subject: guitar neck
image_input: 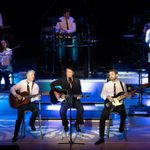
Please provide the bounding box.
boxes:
[117,90,137,101]
[64,94,88,98]
[24,94,39,99]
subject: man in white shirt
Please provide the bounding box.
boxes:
[55,8,78,70]
[10,70,40,143]
[95,69,127,145]
[143,17,150,48]
[55,8,76,36]
[0,40,12,90]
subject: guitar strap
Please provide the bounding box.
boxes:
[119,81,125,92]
[119,81,125,105]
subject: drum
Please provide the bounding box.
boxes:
[55,35,78,62]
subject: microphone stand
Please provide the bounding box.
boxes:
[58,89,84,149]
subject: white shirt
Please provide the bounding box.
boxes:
[0,48,13,72]
[55,16,76,33]
[10,79,40,102]
[145,29,150,47]
[101,80,127,100]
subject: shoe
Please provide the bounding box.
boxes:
[94,138,105,145]
[64,125,68,132]
[75,123,81,132]
[12,136,17,143]
[29,122,36,131]
[119,126,124,133]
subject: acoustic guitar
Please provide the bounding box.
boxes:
[49,90,89,104]
[9,91,49,108]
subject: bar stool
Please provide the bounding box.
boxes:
[20,101,43,139]
[106,111,127,140]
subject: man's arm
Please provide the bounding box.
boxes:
[100,83,113,102]
[145,29,150,44]
[67,18,76,33]
[10,81,22,100]
[31,84,40,102]
[122,82,127,93]
[55,21,61,33]
[50,79,62,91]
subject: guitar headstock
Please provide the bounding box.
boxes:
[141,83,150,88]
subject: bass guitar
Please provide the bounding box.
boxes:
[104,83,150,110]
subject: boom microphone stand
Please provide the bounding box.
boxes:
[58,89,84,149]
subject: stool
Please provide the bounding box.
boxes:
[20,111,28,138]
[106,111,127,140]
[20,101,43,139]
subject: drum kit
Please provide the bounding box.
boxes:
[41,17,98,47]
[41,17,98,75]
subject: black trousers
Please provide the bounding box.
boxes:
[99,104,127,138]
[0,70,10,88]
[13,102,39,138]
[60,99,84,126]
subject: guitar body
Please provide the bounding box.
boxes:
[49,90,68,104]
[49,89,89,104]
[49,90,59,104]
[9,91,31,108]
[104,92,125,110]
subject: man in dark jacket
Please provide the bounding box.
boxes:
[50,66,84,132]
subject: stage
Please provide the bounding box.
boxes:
[1,116,150,150]
[0,73,150,149]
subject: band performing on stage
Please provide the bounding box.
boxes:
[1,3,150,150]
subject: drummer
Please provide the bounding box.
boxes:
[55,8,76,38]
[0,39,13,90]
[55,8,78,71]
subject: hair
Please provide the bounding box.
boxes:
[66,66,75,72]
[26,70,35,76]
[63,8,70,14]
[108,69,118,74]
[0,39,9,51]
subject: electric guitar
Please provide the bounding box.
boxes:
[49,90,89,104]
[104,83,150,110]
[9,91,49,108]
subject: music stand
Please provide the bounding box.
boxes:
[57,88,84,148]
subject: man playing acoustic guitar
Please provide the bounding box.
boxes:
[95,69,127,145]
[10,70,40,143]
[50,66,84,133]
